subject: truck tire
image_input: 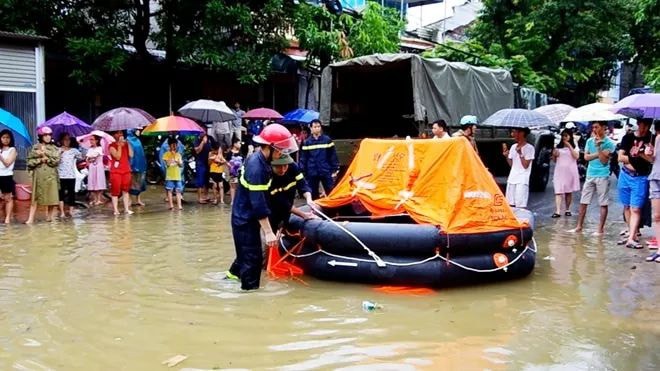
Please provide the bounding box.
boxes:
[530,163,550,192]
[530,147,552,192]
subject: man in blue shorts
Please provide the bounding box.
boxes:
[617,119,653,248]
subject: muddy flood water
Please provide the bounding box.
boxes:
[1,188,659,370]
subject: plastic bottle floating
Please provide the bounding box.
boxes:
[362,300,383,312]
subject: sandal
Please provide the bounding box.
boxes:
[564,211,572,216]
[619,230,629,236]
[645,252,660,262]
[551,213,561,218]
[625,241,644,249]
[617,238,631,245]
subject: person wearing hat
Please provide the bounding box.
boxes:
[502,127,535,208]
[268,153,315,232]
[25,126,61,224]
[453,115,479,153]
[226,123,300,290]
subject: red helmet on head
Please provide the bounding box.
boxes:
[253,123,298,154]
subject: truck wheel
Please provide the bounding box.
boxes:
[530,163,550,192]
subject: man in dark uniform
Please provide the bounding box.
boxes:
[226,124,299,290]
[268,154,315,231]
[299,119,339,199]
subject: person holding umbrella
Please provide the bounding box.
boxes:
[0,129,17,224]
[57,133,82,218]
[127,129,147,206]
[226,123,299,291]
[25,127,61,224]
[108,131,134,215]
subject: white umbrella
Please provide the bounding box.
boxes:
[563,103,626,122]
[178,99,237,123]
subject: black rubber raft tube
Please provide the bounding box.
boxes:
[287,207,534,257]
[279,237,536,287]
[280,206,536,287]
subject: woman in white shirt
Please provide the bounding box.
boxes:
[57,133,82,218]
[0,129,17,223]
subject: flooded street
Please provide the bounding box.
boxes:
[1,187,659,370]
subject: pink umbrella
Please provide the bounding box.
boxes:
[77,130,116,154]
[92,107,156,131]
[243,108,283,120]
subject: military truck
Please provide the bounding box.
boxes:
[319,54,555,191]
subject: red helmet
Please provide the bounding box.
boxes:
[253,123,298,154]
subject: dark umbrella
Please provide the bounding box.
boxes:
[92,107,156,132]
[482,108,554,129]
[37,112,93,139]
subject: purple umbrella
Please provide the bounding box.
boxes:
[92,107,156,132]
[611,93,660,119]
[37,112,93,140]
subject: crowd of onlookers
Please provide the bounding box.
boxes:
[0,102,341,225]
[429,115,660,264]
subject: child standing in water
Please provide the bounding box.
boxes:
[86,135,106,206]
[163,137,183,210]
[208,144,227,205]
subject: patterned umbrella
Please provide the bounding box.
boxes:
[563,103,625,122]
[77,130,116,154]
[481,108,554,129]
[243,107,283,120]
[533,104,575,125]
[0,108,31,147]
[610,93,660,119]
[280,108,319,125]
[37,112,93,140]
[178,99,237,122]
[92,107,156,131]
[141,115,205,136]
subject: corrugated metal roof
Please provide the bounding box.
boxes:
[0,31,48,43]
[414,0,482,41]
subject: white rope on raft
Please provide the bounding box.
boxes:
[310,206,387,267]
[278,235,539,273]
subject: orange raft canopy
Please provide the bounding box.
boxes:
[316,137,527,234]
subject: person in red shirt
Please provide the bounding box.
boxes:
[109,131,134,215]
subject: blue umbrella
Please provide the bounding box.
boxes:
[0,108,32,147]
[280,109,319,125]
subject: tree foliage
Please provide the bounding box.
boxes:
[0,0,406,86]
[293,1,405,72]
[631,0,660,90]
[424,0,648,104]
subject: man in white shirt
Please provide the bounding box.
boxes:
[431,120,450,139]
[502,127,535,208]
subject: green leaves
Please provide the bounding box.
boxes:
[293,1,405,71]
[449,0,646,104]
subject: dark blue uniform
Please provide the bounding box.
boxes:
[299,134,339,199]
[228,151,272,290]
[268,163,312,230]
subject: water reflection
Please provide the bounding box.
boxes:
[0,203,658,370]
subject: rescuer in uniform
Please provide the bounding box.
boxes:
[268,153,316,232]
[226,124,299,290]
[299,119,340,199]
